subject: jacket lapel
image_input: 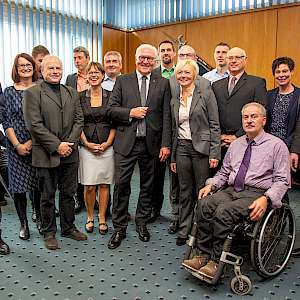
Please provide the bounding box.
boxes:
[41,81,62,108]
[146,73,157,106]
[173,96,180,127]
[189,88,200,117]
[131,72,142,106]
[60,85,70,107]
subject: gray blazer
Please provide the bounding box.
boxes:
[23,81,84,168]
[171,77,221,162]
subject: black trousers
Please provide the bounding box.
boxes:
[37,162,78,236]
[112,138,155,230]
[176,140,209,238]
[195,186,265,260]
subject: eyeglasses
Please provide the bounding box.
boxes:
[178,53,195,59]
[17,63,33,69]
[138,56,155,62]
[227,56,245,61]
[88,71,101,75]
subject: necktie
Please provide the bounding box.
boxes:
[137,76,147,136]
[233,140,254,192]
[228,76,236,95]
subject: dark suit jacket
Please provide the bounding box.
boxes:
[65,73,77,89]
[266,86,300,149]
[79,89,112,144]
[152,66,162,77]
[170,79,221,162]
[212,72,267,136]
[23,81,84,168]
[107,71,172,157]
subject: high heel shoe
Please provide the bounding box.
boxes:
[99,223,108,235]
[85,220,94,233]
[19,223,30,240]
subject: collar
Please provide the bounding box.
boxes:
[214,68,229,76]
[136,70,151,81]
[229,71,244,82]
[77,70,88,78]
[161,65,175,73]
[103,73,119,82]
[179,86,195,99]
[244,129,265,145]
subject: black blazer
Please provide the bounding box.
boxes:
[65,73,77,89]
[23,81,84,168]
[266,86,300,148]
[107,71,172,157]
[212,72,267,136]
[79,89,112,144]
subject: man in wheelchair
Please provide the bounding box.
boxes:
[183,102,291,278]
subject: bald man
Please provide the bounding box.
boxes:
[212,47,267,152]
[24,55,87,250]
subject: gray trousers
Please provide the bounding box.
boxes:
[176,140,209,239]
[195,186,265,260]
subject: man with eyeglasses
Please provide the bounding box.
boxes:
[107,44,172,249]
[183,102,290,278]
[203,42,230,84]
[212,47,267,157]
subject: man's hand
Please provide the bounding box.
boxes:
[159,147,170,162]
[209,159,218,169]
[249,195,268,221]
[290,152,299,172]
[170,162,176,173]
[221,134,237,147]
[198,184,213,199]
[57,142,74,157]
[129,107,148,119]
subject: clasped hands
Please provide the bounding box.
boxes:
[85,141,110,154]
[198,184,268,221]
[16,140,32,156]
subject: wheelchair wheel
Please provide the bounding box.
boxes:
[250,203,295,278]
[230,275,252,295]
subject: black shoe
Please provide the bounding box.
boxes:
[61,228,87,241]
[36,218,42,235]
[168,220,179,234]
[31,208,37,223]
[0,198,7,207]
[176,237,187,246]
[136,224,150,242]
[55,207,60,217]
[148,210,160,223]
[19,223,30,240]
[108,230,126,249]
[292,247,300,257]
[74,194,82,214]
[0,237,10,255]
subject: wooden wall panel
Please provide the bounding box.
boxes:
[102,26,127,71]
[276,6,300,87]
[186,10,277,89]
[127,23,186,73]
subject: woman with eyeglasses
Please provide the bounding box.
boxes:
[78,62,115,235]
[2,53,40,240]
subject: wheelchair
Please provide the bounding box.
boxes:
[182,198,296,295]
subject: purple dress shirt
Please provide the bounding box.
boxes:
[207,130,291,208]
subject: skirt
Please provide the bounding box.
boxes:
[78,145,114,185]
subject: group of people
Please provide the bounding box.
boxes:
[0,41,299,279]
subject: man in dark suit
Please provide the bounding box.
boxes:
[149,40,176,223]
[65,46,90,214]
[212,47,267,152]
[23,55,87,250]
[107,44,172,249]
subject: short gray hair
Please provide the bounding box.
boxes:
[135,44,157,59]
[241,102,266,116]
[104,51,122,63]
[175,59,199,81]
[41,55,63,71]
